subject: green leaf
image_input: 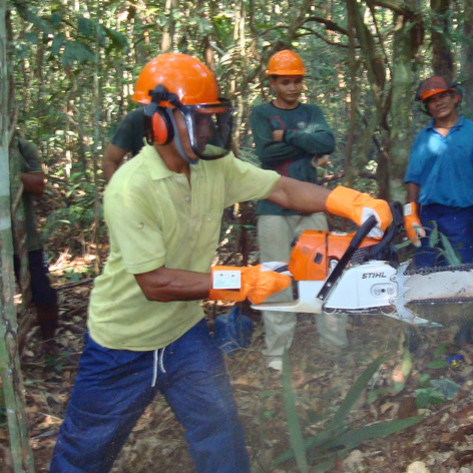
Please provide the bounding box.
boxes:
[281,351,308,473]
[430,378,462,400]
[103,27,129,51]
[427,359,448,369]
[428,222,439,248]
[331,356,384,427]
[439,233,461,265]
[51,34,66,56]
[324,415,423,450]
[417,373,431,388]
[62,41,95,66]
[24,32,38,45]
[78,16,95,38]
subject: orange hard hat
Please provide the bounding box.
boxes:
[266,50,306,76]
[416,76,456,102]
[132,53,220,106]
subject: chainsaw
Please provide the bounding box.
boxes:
[253,202,473,327]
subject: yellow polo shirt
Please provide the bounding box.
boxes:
[88,145,280,350]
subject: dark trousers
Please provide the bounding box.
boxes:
[415,204,473,268]
[49,319,249,473]
[14,249,58,339]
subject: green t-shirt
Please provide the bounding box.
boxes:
[250,101,335,216]
[88,145,280,351]
[11,138,43,253]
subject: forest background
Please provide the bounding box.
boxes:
[2,0,473,472]
[6,0,473,263]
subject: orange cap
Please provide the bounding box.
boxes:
[132,53,220,106]
[417,76,456,102]
[266,50,306,76]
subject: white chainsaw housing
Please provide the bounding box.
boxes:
[324,261,397,310]
[252,260,442,326]
[253,260,397,313]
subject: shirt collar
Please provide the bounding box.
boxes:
[141,144,201,181]
[427,115,464,131]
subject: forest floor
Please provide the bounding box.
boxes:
[3,254,473,473]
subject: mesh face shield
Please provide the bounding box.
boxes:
[175,100,233,160]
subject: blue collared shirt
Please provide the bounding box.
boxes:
[404,116,473,207]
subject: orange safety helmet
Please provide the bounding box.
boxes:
[132,53,221,106]
[415,76,457,102]
[132,53,233,161]
[266,50,306,76]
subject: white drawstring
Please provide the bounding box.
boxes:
[151,347,167,387]
[159,347,167,374]
[151,349,158,387]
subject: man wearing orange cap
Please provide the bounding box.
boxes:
[404,76,473,266]
[404,76,473,345]
[250,50,348,371]
[49,53,391,473]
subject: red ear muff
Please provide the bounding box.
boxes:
[151,109,174,145]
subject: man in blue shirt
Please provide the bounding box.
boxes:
[404,75,473,345]
[404,76,473,266]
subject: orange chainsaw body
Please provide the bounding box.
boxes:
[289,230,379,281]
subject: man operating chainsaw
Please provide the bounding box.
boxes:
[50,52,392,473]
[404,75,473,346]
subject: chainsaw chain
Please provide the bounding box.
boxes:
[404,262,473,276]
[404,263,473,306]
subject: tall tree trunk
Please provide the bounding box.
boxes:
[161,0,178,53]
[346,0,388,197]
[0,1,35,471]
[390,12,423,201]
[431,0,454,79]
[344,3,358,188]
[462,0,473,118]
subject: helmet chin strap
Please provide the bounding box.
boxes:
[166,109,199,165]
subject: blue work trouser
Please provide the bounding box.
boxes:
[415,204,473,268]
[49,319,249,473]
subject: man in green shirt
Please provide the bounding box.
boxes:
[250,50,348,371]
[50,53,391,473]
[11,136,58,350]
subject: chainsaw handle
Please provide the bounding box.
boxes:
[316,215,377,301]
[365,201,403,260]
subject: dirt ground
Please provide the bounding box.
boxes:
[2,276,473,473]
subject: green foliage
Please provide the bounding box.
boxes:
[272,354,423,472]
[42,170,103,253]
[415,374,462,409]
[428,222,462,265]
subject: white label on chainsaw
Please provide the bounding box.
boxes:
[213,270,241,289]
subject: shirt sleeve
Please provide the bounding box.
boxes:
[104,186,166,274]
[283,106,335,155]
[220,154,281,207]
[250,107,309,164]
[111,110,145,153]
[18,139,42,173]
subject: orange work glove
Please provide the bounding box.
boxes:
[403,202,426,248]
[325,186,392,239]
[209,264,291,305]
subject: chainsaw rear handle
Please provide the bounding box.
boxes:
[316,201,402,302]
[316,214,377,301]
[365,201,403,260]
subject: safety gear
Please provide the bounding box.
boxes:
[416,76,457,102]
[132,53,233,162]
[325,186,392,239]
[209,264,291,305]
[403,202,425,248]
[266,50,306,76]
